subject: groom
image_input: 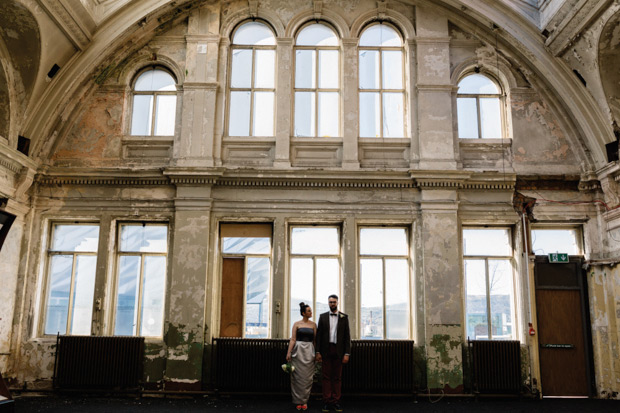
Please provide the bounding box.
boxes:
[316,294,351,413]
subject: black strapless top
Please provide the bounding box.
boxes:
[296,327,314,342]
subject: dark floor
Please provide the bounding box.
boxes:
[8,394,620,413]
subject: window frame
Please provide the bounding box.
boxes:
[41,221,100,337]
[226,20,277,137]
[288,224,342,333]
[112,222,169,338]
[462,227,516,341]
[220,224,273,338]
[129,66,178,137]
[530,226,583,256]
[358,23,407,138]
[456,72,506,140]
[358,226,412,340]
[293,22,342,138]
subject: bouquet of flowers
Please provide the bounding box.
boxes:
[281,362,295,374]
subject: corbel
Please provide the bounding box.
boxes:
[377,1,387,19]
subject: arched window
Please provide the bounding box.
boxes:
[228,21,276,137]
[294,23,340,137]
[456,74,503,139]
[130,68,177,136]
[358,24,405,138]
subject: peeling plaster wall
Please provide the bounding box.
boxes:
[0,218,23,374]
[587,266,620,399]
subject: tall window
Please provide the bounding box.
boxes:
[463,228,515,340]
[289,227,340,331]
[294,23,340,137]
[130,68,177,136]
[228,21,276,137]
[43,223,99,335]
[360,227,410,339]
[114,223,168,337]
[220,224,272,338]
[457,74,503,139]
[359,24,405,138]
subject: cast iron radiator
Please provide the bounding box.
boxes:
[54,335,144,389]
[343,340,416,394]
[468,340,521,394]
[213,338,291,392]
[213,338,415,394]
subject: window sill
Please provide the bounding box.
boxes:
[359,137,410,145]
[123,135,174,145]
[459,138,511,146]
[224,136,276,143]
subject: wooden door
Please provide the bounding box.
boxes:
[534,258,591,396]
[220,258,244,337]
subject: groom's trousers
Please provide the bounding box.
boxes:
[322,343,343,404]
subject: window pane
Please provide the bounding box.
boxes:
[295,50,316,89]
[290,258,313,330]
[253,92,274,136]
[131,95,153,135]
[229,91,251,136]
[297,24,338,46]
[360,25,401,47]
[382,51,403,89]
[154,95,176,136]
[457,98,478,139]
[383,92,404,137]
[291,227,339,254]
[135,70,175,92]
[359,50,380,90]
[385,259,408,339]
[51,225,100,252]
[488,260,514,340]
[44,255,72,335]
[255,50,275,89]
[140,256,166,337]
[360,258,383,339]
[480,97,501,139]
[318,92,339,137]
[294,92,316,137]
[360,228,408,256]
[115,255,140,336]
[246,257,270,338]
[223,237,271,254]
[70,255,97,335]
[465,259,488,340]
[120,225,168,253]
[316,258,339,316]
[319,50,338,89]
[230,49,252,88]
[531,229,579,255]
[458,74,499,94]
[359,92,380,137]
[463,229,511,256]
[233,22,276,46]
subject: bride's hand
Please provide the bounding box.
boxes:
[286,353,292,362]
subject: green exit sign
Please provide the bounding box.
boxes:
[548,253,569,263]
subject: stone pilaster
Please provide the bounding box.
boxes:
[342,38,360,169]
[415,6,457,170]
[420,189,463,391]
[274,38,293,168]
[164,184,212,390]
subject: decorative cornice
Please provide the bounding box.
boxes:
[215,178,414,189]
[38,176,169,186]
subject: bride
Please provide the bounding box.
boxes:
[286,302,317,411]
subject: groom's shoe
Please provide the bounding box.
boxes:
[321,404,331,412]
[334,403,343,412]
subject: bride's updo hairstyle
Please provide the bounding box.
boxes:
[299,302,310,316]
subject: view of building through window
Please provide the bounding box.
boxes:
[463,228,515,340]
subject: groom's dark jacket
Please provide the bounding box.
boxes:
[316,311,351,359]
